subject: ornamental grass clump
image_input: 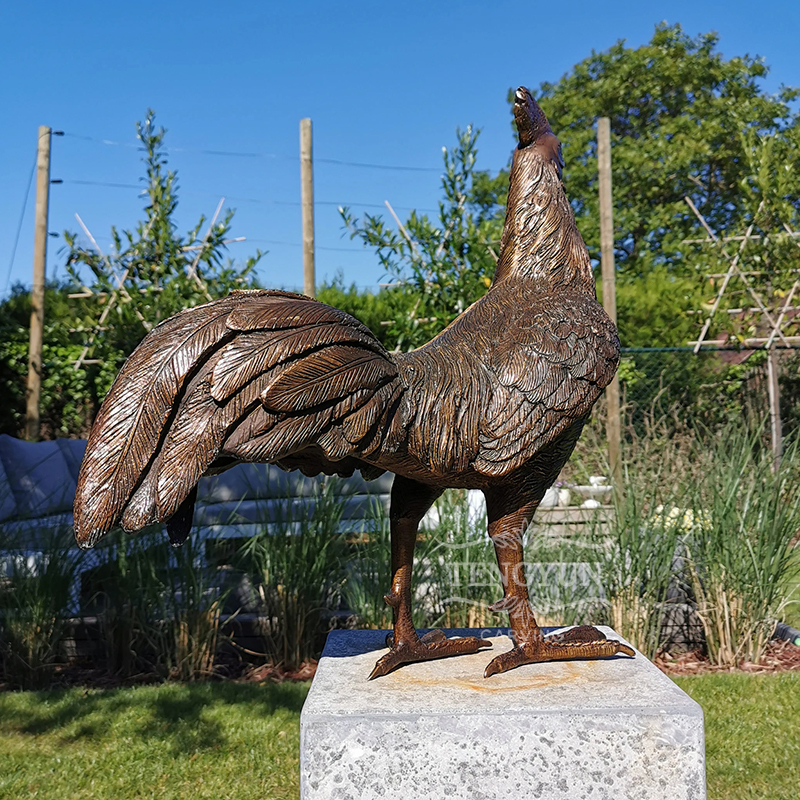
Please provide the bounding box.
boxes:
[523,533,604,630]
[86,532,157,678]
[239,479,346,671]
[421,490,496,630]
[685,430,800,667]
[343,490,496,631]
[594,491,682,659]
[588,439,688,659]
[341,499,394,630]
[342,491,497,633]
[83,529,229,681]
[0,528,83,689]
[157,535,230,682]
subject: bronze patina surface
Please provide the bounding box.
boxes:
[74,88,634,678]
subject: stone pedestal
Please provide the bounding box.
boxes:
[301,628,705,800]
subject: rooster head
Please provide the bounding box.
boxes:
[513,86,563,177]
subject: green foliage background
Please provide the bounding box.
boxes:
[2,24,799,438]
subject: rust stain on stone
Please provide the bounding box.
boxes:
[388,660,585,693]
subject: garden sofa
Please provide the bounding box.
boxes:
[0,434,392,614]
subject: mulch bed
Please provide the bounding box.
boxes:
[5,642,800,691]
[0,654,319,692]
[655,639,800,676]
[238,660,317,683]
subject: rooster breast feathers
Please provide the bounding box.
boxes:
[474,290,619,476]
[398,286,619,479]
[73,290,402,548]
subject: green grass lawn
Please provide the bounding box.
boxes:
[675,673,800,800]
[0,682,309,800]
[0,674,797,800]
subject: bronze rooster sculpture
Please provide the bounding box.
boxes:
[74,87,634,678]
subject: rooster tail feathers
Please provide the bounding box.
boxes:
[74,291,400,549]
[73,292,254,548]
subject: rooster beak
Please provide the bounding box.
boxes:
[513,86,551,149]
[515,87,531,104]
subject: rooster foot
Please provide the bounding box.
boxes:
[484,625,635,678]
[369,629,492,680]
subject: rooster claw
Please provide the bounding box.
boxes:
[369,630,492,680]
[484,626,635,678]
[384,628,447,649]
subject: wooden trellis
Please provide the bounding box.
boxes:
[684,197,800,468]
[70,200,236,370]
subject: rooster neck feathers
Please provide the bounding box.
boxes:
[492,89,595,294]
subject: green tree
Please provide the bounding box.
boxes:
[532,22,799,277]
[0,282,96,438]
[616,268,699,347]
[65,110,262,370]
[532,24,800,346]
[64,110,262,372]
[341,127,500,350]
[0,111,262,439]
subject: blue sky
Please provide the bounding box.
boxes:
[2,1,799,298]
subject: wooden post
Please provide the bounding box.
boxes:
[25,126,52,441]
[767,347,782,471]
[300,118,315,298]
[597,117,622,489]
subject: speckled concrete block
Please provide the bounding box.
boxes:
[300,628,705,800]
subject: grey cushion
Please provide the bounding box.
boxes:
[0,513,75,544]
[195,498,309,526]
[198,463,319,503]
[57,439,87,482]
[0,434,393,531]
[0,454,18,522]
[198,463,393,504]
[339,471,394,496]
[194,493,388,527]
[0,435,77,518]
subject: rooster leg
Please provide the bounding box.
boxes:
[369,476,492,679]
[483,490,634,678]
